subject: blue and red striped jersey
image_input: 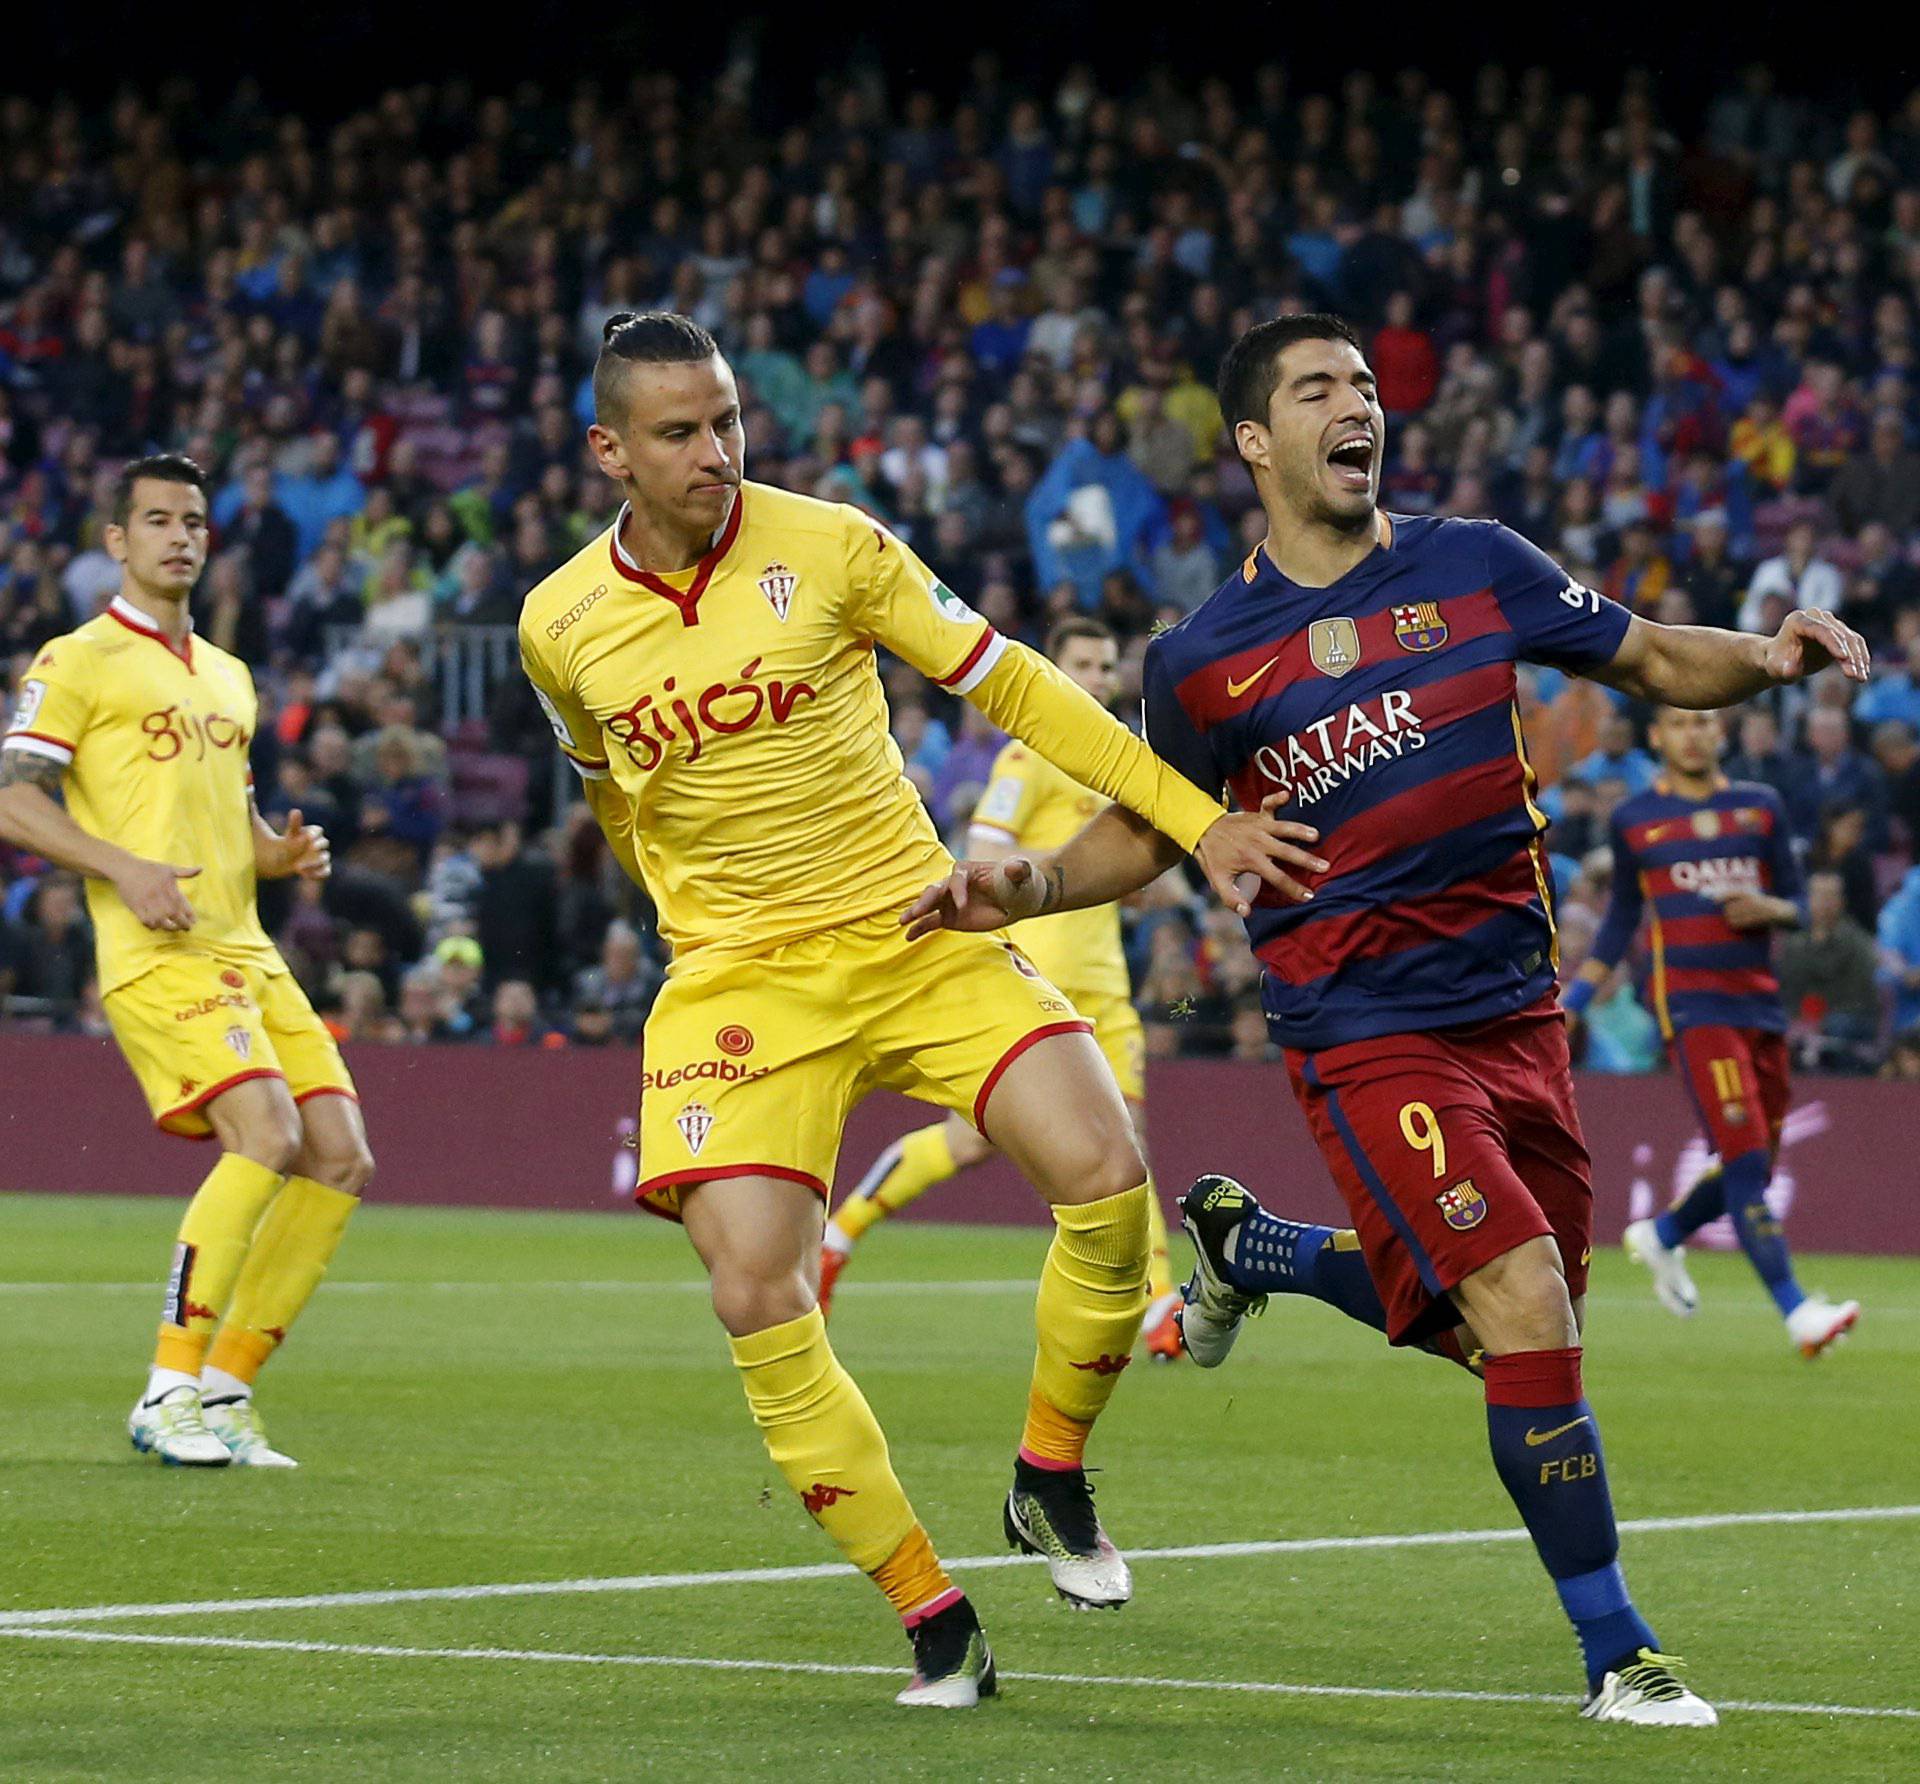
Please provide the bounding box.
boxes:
[1142,515,1632,1051]
[1590,779,1802,1037]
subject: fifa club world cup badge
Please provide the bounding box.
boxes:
[1392,602,1449,652]
[1434,1179,1487,1231]
[1308,617,1361,677]
[1692,810,1722,839]
[676,1101,715,1155]
[757,562,798,622]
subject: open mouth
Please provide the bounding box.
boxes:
[1326,434,1375,490]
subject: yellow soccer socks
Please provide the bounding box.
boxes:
[731,1308,956,1621]
[205,1177,360,1389]
[830,1123,961,1245]
[1021,1180,1151,1469]
[1144,1175,1175,1303]
[152,1153,286,1376]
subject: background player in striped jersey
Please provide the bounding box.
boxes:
[519,313,1311,1706]
[821,617,1185,1360]
[904,313,1869,1727]
[1567,705,1861,1354]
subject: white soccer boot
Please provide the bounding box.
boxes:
[1623,1218,1699,1318]
[1786,1295,1860,1359]
[1582,1649,1718,1726]
[128,1384,232,1467]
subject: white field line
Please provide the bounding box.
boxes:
[3,1627,1912,1722]
[3,1504,1915,1632]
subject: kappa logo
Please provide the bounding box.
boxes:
[223,1025,253,1061]
[1069,1352,1133,1377]
[801,1482,857,1515]
[1434,1179,1487,1231]
[757,562,798,622]
[1308,617,1361,677]
[545,584,608,639]
[1391,601,1448,652]
[676,1101,715,1155]
[178,1076,198,1098]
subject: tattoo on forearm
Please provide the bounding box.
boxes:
[1041,864,1065,913]
[0,750,65,796]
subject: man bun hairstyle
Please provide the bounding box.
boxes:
[1217,312,1365,435]
[593,310,721,425]
[112,451,209,526]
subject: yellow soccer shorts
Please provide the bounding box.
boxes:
[1070,987,1147,1106]
[104,952,358,1138]
[635,912,1093,1219]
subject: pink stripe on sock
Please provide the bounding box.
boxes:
[901,1585,963,1628]
[1016,1444,1081,1473]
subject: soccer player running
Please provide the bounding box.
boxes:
[0,455,372,1468]
[518,314,1305,1707]
[903,314,1870,1726]
[821,617,1186,1361]
[1567,705,1861,1354]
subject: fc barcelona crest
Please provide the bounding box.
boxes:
[757,562,798,622]
[1392,602,1448,652]
[1434,1179,1487,1231]
[1308,617,1361,677]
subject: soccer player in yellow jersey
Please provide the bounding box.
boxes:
[821,617,1186,1361]
[519,313,1317,1706]
[0,455,372,1469]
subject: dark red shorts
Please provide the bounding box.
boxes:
[1671,1025,1790,1163]
[1284,997,1592,1346]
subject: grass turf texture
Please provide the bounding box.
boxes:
[1,1192,1914,1782]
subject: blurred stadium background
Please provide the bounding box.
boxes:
[2,7,1920,1094]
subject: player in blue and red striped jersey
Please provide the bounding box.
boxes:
[902,313,1871,1727]
[1567,704,1861,1356]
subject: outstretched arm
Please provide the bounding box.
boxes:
[961,642,1324,914]
[904,794,1318,939]
[1564,833,1643,1020]
[1592,607,1869,707]
[0,750,200,930]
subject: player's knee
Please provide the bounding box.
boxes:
[233,1109,302,1177]
[1053,1124,1148,1207]
[314,1139,375,1198]
[710,1266,813,1338]
[1490,1256,1576,1352]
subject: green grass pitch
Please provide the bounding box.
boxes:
[1,1192,1914,1781]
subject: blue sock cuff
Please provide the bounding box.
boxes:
[1651,1212,1683,1249]
[1554,1560,1630,1621]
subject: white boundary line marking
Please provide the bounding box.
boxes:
[0,1279,1041,1296]
[4,1504,1914,1630]
[3,1627,1912,1722]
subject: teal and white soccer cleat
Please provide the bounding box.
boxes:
[128,1384,232,1467]
[895,1596,997,1708]
[202,1397,298,1467]
[1581,1649,1718,1726]
[1623,1219,1699,1318]
[1004,1458,1132,1609]
[1178,1174,1268,1367]
[1786,1294,1861,1359]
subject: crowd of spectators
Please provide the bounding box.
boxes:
[4,54,1920,1073]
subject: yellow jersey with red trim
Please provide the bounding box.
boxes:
[518,481,1225,972]
[1,596,279,994]
[972,741,1130,1002]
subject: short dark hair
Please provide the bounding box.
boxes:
[113,453,208,526]
[592,310,720,425]
[1045,615,1117,661]
[1217,313,1366,435]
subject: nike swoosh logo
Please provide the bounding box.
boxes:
[1524,1415,1593,1447]
[1226,656,1281,699]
